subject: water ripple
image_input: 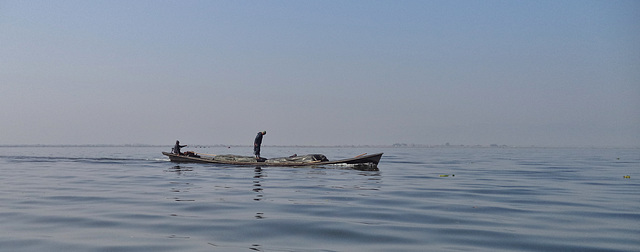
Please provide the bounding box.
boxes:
[0,146,638,251]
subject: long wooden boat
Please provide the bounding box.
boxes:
[162,152,383,170]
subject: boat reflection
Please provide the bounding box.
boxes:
[166,165,193,175]
[166,166,195,202]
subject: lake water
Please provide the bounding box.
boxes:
[0,146,638,251]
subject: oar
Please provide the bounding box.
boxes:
[353,153,367,158]
[196,152,217,157]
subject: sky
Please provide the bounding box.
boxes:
[1,0,639,147]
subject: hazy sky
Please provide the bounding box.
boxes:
[1,0,639,147]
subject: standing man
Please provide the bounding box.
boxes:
[254,131,266,159]
[173,140,187,155]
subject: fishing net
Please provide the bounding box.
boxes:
[265,154,329,163]
[211,154,328,163]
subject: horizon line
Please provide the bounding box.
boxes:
[0,144,637,149]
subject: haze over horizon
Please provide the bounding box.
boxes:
[2,1,639,147]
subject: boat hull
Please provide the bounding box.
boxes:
[162,152,382,170]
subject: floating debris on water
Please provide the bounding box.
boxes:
[623,175,630,179]
[439,174,455,177]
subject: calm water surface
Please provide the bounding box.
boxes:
[0,146,638,251]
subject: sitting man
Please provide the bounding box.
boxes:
[173,140,187,155]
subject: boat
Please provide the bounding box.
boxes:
[162,151,383,170]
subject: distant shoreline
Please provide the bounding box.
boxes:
[0,144,637,149]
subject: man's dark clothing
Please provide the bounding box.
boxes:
[254,132,264,156]
[173,142,186,155]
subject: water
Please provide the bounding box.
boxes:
[0,146,638,252]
